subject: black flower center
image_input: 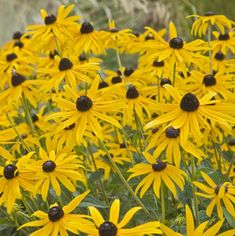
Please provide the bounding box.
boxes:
[160,78,172,86]
[14,41,24,48]
[119,143,127,148]
[124,67,134,77]
[228,139,235,146]
[179,71,191,78]
[80,22,94,34]
[204,11,215,16]
[218,33,230,41]
[49,50,59,59]
[4,164,18,179]
[152,127,159,134]
[153,60,165,67]
[11,73,25,87]
[111,76,122,84]
[13,31,22,39]
[99,221,118,236]
[59,58,73,71]
[180,93,199,112]
[169,37,184,49]
[48,206,64,222]
[110,28,119,33]
[6,53,17,62]
[152,161,167,172]
[76,96,93,112]
[214,184,228,195]
[214,52,224,61]
[64,123,76,130]
[79,53,87,61]
[126,86,139,99]
[21,133,28,139]
[99,81,109,89]
[31,114,39,123]
[166,127,180,138]
[44,14,57,25]
[42,160,56,172]
[203,74,216,87]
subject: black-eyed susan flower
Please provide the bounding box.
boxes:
[81,199,162,235]
[18,190,93,236]
[146,126,205,167]
[0,152,34,213]
[143,21,208,77]
[160,204,227,236]
[25,148,85,200]
[187,11,234,36]
[194,171,235,219]
[25,4,80,51]
[144,84,235,145]
[47,76,124,145]
[128,152,186,198]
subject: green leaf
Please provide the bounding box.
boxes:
[223,207,235,228]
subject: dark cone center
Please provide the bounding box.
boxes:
[49,50,59,59]
[152,161,167,172]
[6,53,17,62]
[99,81,109,89]
[166,127,180,138]
[214,52,224,61]
[4,164,18,179]
[180,93,199,112]
[99,221,118,236]
[111,76,122,84]
[64,123,76,130]
[228,139,235,146]
[76,96,93,112]
[215,184,228,195]
[126,86,139,99]
[124,67,134,77]
[13,31,22,39]
[160,78,172,86]
[203,74,216,87]
[59,58,73,71]
[44,14,57,25]
[169,37,184,49]
[11,73,25,87]
[42,160,56,172]
[218,33,230,41]
[80,22,94,34]
[79,53,87,61]
[48,206,64,222]
[14,41,24,49]
[153,60,165,67]
[31,114,39,123]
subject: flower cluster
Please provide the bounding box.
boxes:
[0,4,234,236]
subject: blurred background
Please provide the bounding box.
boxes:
[0,0,235,45]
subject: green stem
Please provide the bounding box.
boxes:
[115,48,123,73]
[212,139,221,173]
[161,183,166,224]
[99,140,154,219]
[6,112,31,153]
[172,63,176,86]
[191,157,199,226]
[157,76,161,103]
[208,23,212,74]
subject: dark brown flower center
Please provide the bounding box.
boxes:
[44,14,57,25]
[110,28,119,33]
[99,81,109,89]
[13,31,22,39]
[31,114,39,123]
[180,93,199,112]
[11,73,25,87]
[166,127,180,138]
[80,22,94,34]
[42,160,56,172]
[214,52,224,61]
[59,58,73,71]
[64,123,76,130]
[79,53,87,61]
[48,206,64,222]
[6,53,17,62]
[179,71,191,78]
[76,96,93,111]
[228,139,235,146]
[111,76,122,84]
[124,67,134,77]
[49,50,59,59]
[153,60,164,67]
[218,33,229,40]
[14,41,24,48]
[99,221,118,236]
[169,37,183,49]
[126,86,139,99]
[203,74,216,87]
[152,161,167,172]
[4,164,18,179]
[160,78,172,86]
[214,184,228,195]
[152,127,159,134]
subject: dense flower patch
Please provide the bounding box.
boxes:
[0,4,234,236]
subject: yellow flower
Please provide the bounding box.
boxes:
[82,199,162,235]
[47,76,124,145]
[187,11,234,36]
[144,84,235,145]
[25,148,84,200]
[160,205,226,236]
[194,171,235,219]
[0,152,34,213]
[128,152,186,198]
[18,190,93,236]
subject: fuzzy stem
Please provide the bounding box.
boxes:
[160,183,166,224]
